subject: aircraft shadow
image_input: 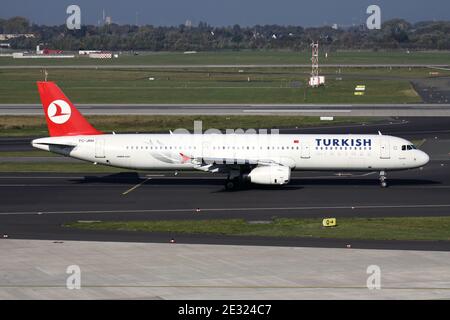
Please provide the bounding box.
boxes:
[290,178,440,187]
[69,172,441,190]
[71,172,147,185]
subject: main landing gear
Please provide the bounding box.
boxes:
[379,170,388,188]
[225,176,244,190]
[225,178,237,190]
[224,170,248,190]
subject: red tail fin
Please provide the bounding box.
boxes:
[37,81,102,137]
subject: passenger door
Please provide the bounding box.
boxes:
[301,141,311,159]
[379,137,390,159]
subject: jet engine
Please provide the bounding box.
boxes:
[248,165,291,185]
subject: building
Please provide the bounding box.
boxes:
[0,34,35,41]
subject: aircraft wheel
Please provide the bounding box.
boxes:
[379,171,387,188]
[225,180,235,190]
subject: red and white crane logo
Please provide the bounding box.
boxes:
[47,100,71,124]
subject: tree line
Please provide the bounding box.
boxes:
[1,16,450,51]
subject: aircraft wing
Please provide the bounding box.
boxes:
[179,153,280,172]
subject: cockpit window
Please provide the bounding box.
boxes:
[402,145,417,151]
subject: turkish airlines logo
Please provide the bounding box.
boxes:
[47,100,71,124]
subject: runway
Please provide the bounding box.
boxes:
[2,116,450,151]
[1,103,450,116]
[0,117,449,250]
[0,159,449,250]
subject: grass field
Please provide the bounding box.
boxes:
[0,115,378,136]
[65,217,450,241]
[0,67,423,104]
[1,50,450,66]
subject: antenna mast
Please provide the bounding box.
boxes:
[308,41,325,87]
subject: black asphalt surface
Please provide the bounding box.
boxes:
[0,137,34,151]
[413,77,450,104]
[1,116,450,151]
[0,117,449,251]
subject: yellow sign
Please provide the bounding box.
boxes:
[322,218,337,227]
[355,85,366,96]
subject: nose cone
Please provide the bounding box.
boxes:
[418,151,430,166]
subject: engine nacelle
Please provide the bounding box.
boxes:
[248,165,291,185]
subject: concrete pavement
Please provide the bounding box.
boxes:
[0,239,449,299]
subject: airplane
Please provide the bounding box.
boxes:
[32,81,430,190]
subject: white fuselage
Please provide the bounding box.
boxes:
[32,133,430,172]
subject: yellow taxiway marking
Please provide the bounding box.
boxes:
[122,177,152,195]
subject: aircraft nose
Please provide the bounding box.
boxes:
[418,151,430,166]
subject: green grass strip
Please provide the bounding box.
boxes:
[66,217,450,241]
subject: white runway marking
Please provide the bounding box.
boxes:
[122,177,152,195]
[243,109,352,113]
[1,203,450,216]
[1,184,449,190]
[0,176,85,179]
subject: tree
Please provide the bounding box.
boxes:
[3,16,30,33]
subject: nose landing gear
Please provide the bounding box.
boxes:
[379,170,388,188]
